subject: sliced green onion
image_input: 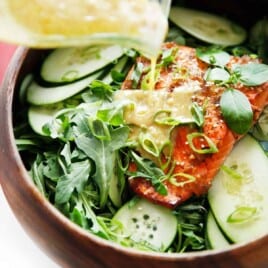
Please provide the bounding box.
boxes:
[191,102,204,127]
[159,141,173,171]
[117,150,130,172]
[220,164,243,180]
[154,110,181,126]
[139,133,160,157]
[169,172,196,187]
[227,206,258,224]
[187,132,218,154]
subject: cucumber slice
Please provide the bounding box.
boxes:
[27,70,102,105]
[206,211,230,250]
[28,105,59,135]
[208,135,268,243]
[40,45,124,83]
[113,197,177,251]
[169,7,246,46]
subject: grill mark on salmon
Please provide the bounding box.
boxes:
[122,43,268,209]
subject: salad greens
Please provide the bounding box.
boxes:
[14,7,268,253]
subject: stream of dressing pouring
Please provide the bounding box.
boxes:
[0,0,171,58]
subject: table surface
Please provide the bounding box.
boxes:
[0,43,59,268]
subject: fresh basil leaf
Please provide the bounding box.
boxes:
[204,67,230,83]
[55,159,91,204]
[234,63,268,86]
[220,88,253,134]
[196,47,230,67]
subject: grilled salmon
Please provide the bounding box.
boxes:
[122,43,268,209]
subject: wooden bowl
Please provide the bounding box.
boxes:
[1,2,268,267]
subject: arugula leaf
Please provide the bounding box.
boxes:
[42,152,63,182]
[234,63,268,86]
[29,154,47,197]
[80,193,110,239]
[196,47,230,67]
[55,159,91,204]
[220,88,253,134]
[72,109,95,136]
[70,193,110,239]
[60,142,72,166]
[128,151,168,195]
[70,206,90,230]
[173,198,207,252]
[75,126,129,208]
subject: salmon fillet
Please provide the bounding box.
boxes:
[122,43,268,209]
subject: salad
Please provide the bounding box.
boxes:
[14,6,268,253]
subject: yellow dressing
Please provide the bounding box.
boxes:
[114,82,201,148]
[148,57,157,90]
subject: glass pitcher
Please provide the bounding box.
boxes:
[0,0,171,57]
